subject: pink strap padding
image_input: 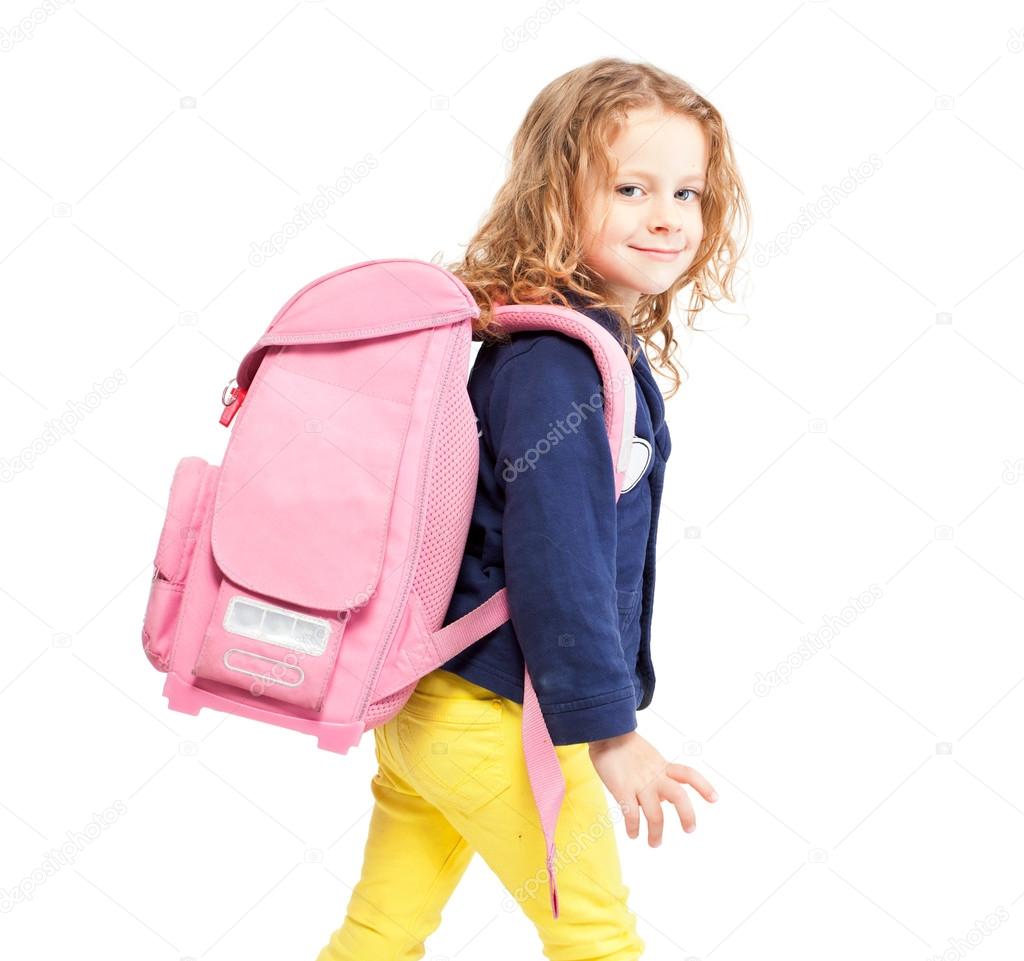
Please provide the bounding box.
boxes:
[489,305,635,496]
[431,587,565,917]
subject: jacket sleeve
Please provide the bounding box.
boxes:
[486,334,638,746]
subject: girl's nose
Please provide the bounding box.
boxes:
[648,195,683,233]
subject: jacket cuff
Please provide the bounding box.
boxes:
[542,688,638,746]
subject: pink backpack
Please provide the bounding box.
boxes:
[140,258,636,918]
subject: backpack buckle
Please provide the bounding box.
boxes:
[219,378,247,427]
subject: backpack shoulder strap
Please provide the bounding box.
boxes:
[427,301,641,921]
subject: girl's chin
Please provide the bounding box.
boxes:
[619,272,683,297]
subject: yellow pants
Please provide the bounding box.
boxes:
[315,668,645,960]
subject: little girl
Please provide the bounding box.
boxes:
[316,57,750,961]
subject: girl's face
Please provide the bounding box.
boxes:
[581,105,708,318]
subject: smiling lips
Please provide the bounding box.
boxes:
[629,245,683,260]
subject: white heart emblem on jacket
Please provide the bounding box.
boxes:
[621,436,653,493]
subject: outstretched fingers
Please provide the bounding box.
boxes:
[604,755,719,847]
[665,762,718,804]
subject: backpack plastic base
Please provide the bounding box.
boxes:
[162,673,366,754]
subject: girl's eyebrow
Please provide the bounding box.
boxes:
[619,168,705,184]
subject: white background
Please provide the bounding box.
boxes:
[1,1,1022,959]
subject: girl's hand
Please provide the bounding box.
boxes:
[587,731,718,847]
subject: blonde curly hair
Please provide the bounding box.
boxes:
[442,57,751,399]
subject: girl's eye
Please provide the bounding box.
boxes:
[616,185,702,201]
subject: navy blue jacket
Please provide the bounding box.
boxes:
[440,290,672,745]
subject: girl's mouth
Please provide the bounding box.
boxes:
[629,245,683,261]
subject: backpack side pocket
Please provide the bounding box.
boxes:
[141,457,215,671]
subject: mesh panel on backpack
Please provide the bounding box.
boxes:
[410,330,478,630]
[364,681,417,727]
